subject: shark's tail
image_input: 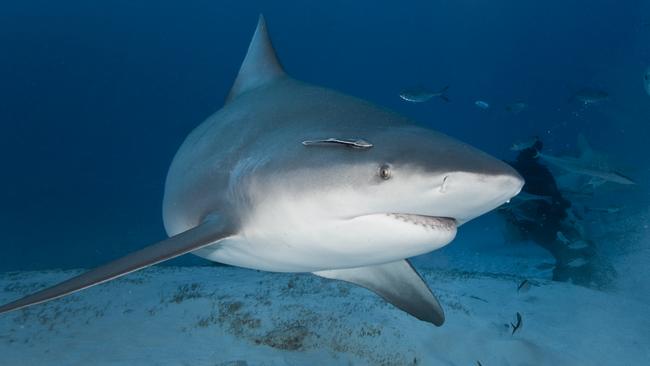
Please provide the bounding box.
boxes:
[437,85,450,102]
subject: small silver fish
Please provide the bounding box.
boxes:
[399,85,450,103]
[475,100,490,109]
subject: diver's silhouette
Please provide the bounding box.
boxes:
[501,139,614,288]
[509,140,571,236]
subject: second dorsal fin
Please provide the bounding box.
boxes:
[226,15,286,103]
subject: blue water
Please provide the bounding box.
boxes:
[1,1,650,364]
[2,1,647,271]
[1,0,648,272]
[0,3,646,271]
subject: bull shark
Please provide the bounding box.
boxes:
[536,134,635,186]
[0,16,523,326]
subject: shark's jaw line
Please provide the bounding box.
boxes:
[193,210,460,274]
[361,213,457,232]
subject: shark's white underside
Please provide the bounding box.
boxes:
[193,172,521,272]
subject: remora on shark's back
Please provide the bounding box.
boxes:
[0,16,523,326]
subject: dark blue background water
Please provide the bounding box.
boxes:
[1,1,648,270]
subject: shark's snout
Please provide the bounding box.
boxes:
[480,159,525,197]
[431,161,523,225]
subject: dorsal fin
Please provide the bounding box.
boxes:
[226,15,286,103]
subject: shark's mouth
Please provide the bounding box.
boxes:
[385,213,457,231]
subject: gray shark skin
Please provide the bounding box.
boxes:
[0,16,523,326]
[538,152,635,185]
[536,134,635,186]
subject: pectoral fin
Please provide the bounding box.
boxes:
[0,217,234,315]
[313,259,445,326]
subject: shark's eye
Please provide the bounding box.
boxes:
[379,164,392,180]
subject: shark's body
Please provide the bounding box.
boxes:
[536,134,635,186]
[538,152,634,185]
[0,16,523,326]
[168,77,460,273]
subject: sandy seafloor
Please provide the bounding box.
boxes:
[1,239,649,366]
[1,201,649,366]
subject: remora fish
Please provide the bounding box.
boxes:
[399,85,450,103]
[0,16,523,326]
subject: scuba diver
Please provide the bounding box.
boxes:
[507,138,570,232]
[500,138,614,288]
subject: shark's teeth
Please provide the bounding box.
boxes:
[386,214,456,231]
